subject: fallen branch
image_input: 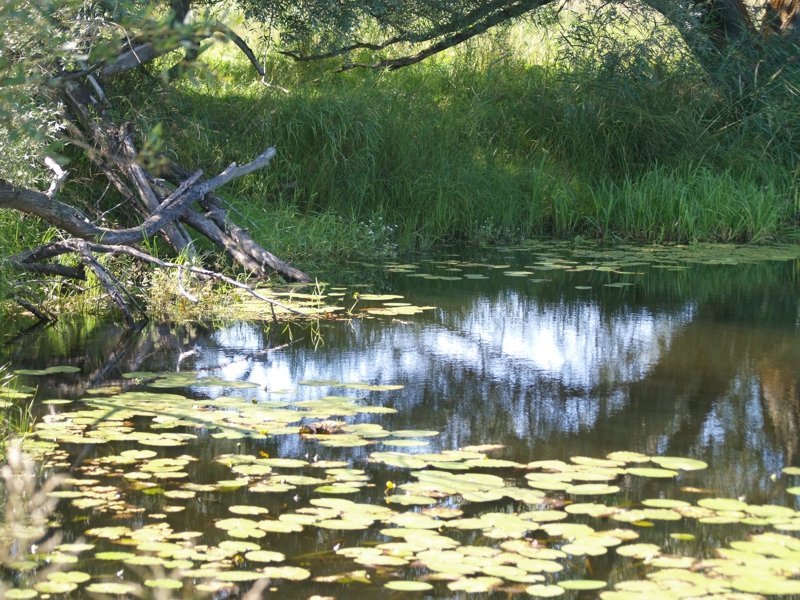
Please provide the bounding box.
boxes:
[11,239,308,318]
[0,148,276,247]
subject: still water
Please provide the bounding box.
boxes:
[2,242,800,598]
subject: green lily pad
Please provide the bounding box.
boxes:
[245,550,286,563]
[47,571,91,584]
[651,456,708,471]
[566,483,620,495]
[5,590,38,599]
[626,467,678,478]
[525,583,565,596]
[558,580,607,590]
[616,543,662,558]
[85,582,139,594]
[447,576,503,592]
[16,365,80,376]
[260,566,312,580]
[145,579,183,589]
[384,580,433,591]
[697,497,749,511]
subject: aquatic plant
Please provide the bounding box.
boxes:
[0,364,35,450]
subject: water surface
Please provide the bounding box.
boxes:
[3,242,800,597]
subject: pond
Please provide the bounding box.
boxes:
[2,241,800,598]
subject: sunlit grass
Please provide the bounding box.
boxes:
[65,11,800,267]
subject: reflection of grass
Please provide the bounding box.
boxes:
[0,363,35,451]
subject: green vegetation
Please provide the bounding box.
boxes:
[2,0,800,319]
[0,364,35,450]
[109,27,800,268]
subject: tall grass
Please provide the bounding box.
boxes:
[93,22,800,265]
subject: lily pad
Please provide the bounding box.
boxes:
[384,580,434,591]
[651,456,708,471]
[16,365,80,375]
[558,580,607,591]
[525,583,565,597]
[626,467,679,479]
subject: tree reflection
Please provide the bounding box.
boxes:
[2,255,798,504]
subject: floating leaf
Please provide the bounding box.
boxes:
[260,566,311,580]
[651,456,708,471]
[566,483,620,495]
[697,497,749,511]
[384,580,433,591]
[525,584,565,597]
[447,576,503,592]
[558,580,607,591]
[245,550,285,563]
[47,571,91,584]
[85,582,139,594]
[145,579,183,589]
[626,467,678,479]
[16,366,80,375]
[229,505,270,516]
[5,590,37,599]
[616,543,662,559]
[606,451,650,463]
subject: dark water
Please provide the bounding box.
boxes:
[2,243,800,597]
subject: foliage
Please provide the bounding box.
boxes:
[116,31,799,251]
[0,364,34,450]
[1,0,800,322]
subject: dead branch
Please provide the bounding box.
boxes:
[77,245,138,327]
[158,161,312,282]
[0,148,276,247]
[3,10,312,325]
[9,238,307,320]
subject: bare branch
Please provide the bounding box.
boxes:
[44,157,68,199]
[0,147,277,247]
[99,42,165,78]
[76,244,138,327]
[215,25,266,77]
[341,0,554,71]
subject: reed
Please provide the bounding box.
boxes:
[17,25,800,272]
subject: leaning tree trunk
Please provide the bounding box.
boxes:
[0,18,310,327]
[644,0,800,91]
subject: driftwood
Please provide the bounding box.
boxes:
[1,18,310,327]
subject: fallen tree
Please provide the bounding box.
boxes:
[0,1,310,326]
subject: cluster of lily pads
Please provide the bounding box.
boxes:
[4,366,800,598]
[228,286,438,321]
[378,240,800,291]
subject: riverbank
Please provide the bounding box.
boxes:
[105,32,800,267]
[2,23,799,318]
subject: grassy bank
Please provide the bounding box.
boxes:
[106,30,797,265]
[4,21,800,286]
